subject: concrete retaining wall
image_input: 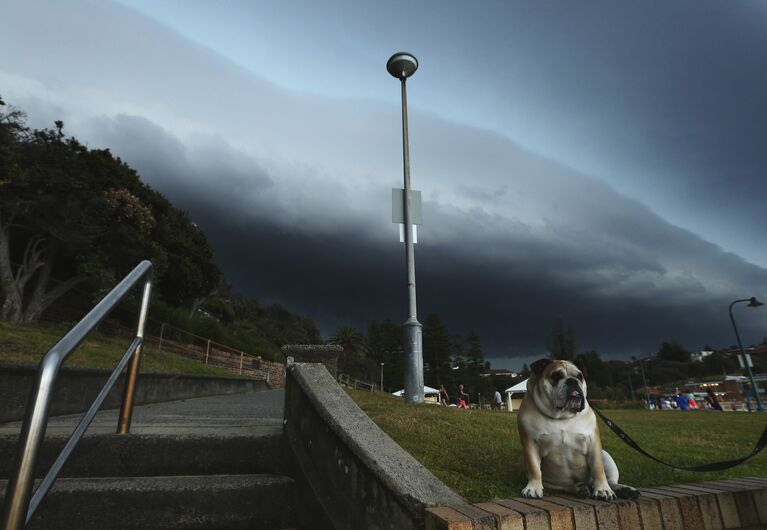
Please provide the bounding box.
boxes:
[0,361,268,423]
[283,362,463,530]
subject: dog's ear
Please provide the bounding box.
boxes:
[530,358,552,378]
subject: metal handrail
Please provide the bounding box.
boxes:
[0,260,153,530]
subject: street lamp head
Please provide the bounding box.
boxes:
[387,52,418,80]
[748,297,764,308]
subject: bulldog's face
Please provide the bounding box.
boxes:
[531,359,587,413]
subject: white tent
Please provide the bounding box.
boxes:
[392,386,442,404]
[504,379,528,393]
[504,378,529,411]
[391,385,440,397]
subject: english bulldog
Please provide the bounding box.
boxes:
[517,358,639,500]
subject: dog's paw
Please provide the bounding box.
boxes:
[592,484,616,501]
[576,484,592,498]
[613,484,640,500]
[521,483,544,498]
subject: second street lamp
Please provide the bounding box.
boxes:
[387,51,424,404]
[729,297,765,411]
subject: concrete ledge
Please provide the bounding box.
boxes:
[0,360,268,423]
[425,477,767,530]
[284,362,463,530]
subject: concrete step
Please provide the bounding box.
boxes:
[0,429,284,479]
[0,473,299,530]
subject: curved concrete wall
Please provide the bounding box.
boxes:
[284,361,464,530]
[0,361,268,423]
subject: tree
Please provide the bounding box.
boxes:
[260,303,322,346]
[574,350,608,387]
[465,331,485,376]
[330,325,366,355]
[548,319,577,360]
[520,363,531,378]
[0,101,221,322]
[656,341,690,363]
[331,324,374,379]
[367,319,405,391]
[422,313,453,386]
[464,330,493,402]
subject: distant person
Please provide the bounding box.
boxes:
[438,384,449,406]
[686,393,699,410]
[457,384,469,410]
[705,389,723,411]
[492,390,503,411]
[675,392,689,411]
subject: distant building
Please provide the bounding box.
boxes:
[725,343,767,357]
[481,368,519,378]
[690,350,714,363]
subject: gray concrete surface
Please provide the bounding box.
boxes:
[1,360,270,423]
[0,389,285,437]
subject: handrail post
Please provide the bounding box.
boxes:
[0,360,60,530]
[205,340,211,364]
[117,275,153,434]
[239,352,244,375]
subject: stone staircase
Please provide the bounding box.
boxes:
[0,391,326,530]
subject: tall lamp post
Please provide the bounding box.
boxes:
[638,357,651,410]
[632,356,652,409]
[387,52,424,404]
[729,297,764,411]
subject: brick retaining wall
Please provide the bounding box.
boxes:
[425,477,767,530]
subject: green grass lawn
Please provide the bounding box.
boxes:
[0,321,236,377]
[348,389,767,503]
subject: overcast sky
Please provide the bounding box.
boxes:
[2,0,766,368]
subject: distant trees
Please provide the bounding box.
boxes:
[656,341,691,363]
[422,314,453,386]
[548,319,577,360]
[0,99,220,323]
[366,319,405,390]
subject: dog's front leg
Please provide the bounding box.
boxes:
[588,434,616,501]
[520,432,544,498]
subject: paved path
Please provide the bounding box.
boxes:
[0,389,285,437]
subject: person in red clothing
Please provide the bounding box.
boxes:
[457,384,469,409]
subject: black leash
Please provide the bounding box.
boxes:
[590,401,767,472]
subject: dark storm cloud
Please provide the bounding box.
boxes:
[77,112,767,361]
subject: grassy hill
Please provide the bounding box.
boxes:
[0,321,235,377]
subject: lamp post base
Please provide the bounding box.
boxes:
[403,318,424,404]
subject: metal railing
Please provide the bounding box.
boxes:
[337,372,378,392]
[0,261,153,530]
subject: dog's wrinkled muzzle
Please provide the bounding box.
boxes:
[564,379,585,411]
